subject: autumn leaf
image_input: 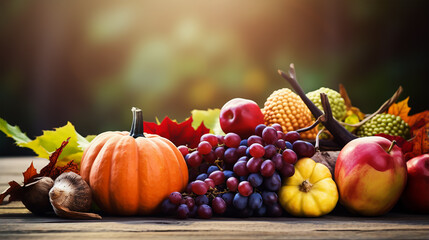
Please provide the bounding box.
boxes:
[406,110,429,134]
[144,116,210,148]
[404,122,429,161]
[388,97,411,121]
[22,162,38,185]
[0,181,21,204]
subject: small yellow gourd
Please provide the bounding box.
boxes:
[278,157,338,217]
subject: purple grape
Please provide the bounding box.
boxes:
[260,160,275,177]
[247,173,263,187]
[224,133,241,148]
[168,191,182,205]
[178,145,189,157]
[292,140,315,158]
[277,131,285,140]
[248,192,263,210]
[214,147,225,160]
[263,172,281,191]
[282,149,298,165]
[233,161,249,176]
[236,145,247,157]
[285,141,293,149]
[272,153,283,170]
[255,124,267,136]
[247,135,264,145]
[262,127,278,145]
[238,181,253,197]
[240,139,248,146]
[203,151,216,164]
[224,170,234,179]
[249,143,265,158]
[191,180,209,195]
[280,162,295,178]
[187,151,203,167]
[212,197,227,214]
[221,192,234,206]
[207,165,219,175]
[267,203,283,217]
[161,199,177,215]
[284,131,301,143]
[196,173,208,181]
[233,193,248,210]
[209,170,225,185]
[263,144,277,158]
[224,148,238,164]
[226,177,239,191]
[246,157,263,173]
[200,133,218,147]
[189,204,198,217]
[198,141,212,155]
[197,204,213,219]
[177,204,190,219]
[237,156,248,162]
[195,195,209,206]
[262,191,278,205]
[204,178,215,189]
[271,123,283,132]
[275,139,287,150]
[181,196,195,210]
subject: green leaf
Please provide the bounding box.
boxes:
[0,118,94,167]
[0,117,31,145]
[21,122,83,166]
[191,109,225,135]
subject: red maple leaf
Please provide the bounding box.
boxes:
[144,116,210,148]
[0,138,79,204]
[23,162,38,185]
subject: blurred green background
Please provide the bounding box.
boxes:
[0,0,428,156]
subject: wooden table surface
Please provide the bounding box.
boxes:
[1,157,428,240]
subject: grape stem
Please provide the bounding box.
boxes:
[278,64,357,149]
[214,160,224,171]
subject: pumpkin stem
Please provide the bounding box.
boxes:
[130,107,145,138]
[299,180,313,193]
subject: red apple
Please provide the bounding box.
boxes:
[335,136,407,216]
[219,98,264,138]
[401,154,429,213]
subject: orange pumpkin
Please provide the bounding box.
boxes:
[80,107,188,215]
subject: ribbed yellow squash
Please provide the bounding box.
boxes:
[279,157,338,217]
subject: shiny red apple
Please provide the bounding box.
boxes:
[219,98,264,138]
[335,136,407,216]
[401,154,429,213]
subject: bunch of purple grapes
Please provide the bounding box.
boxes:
[161,123,315,219]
